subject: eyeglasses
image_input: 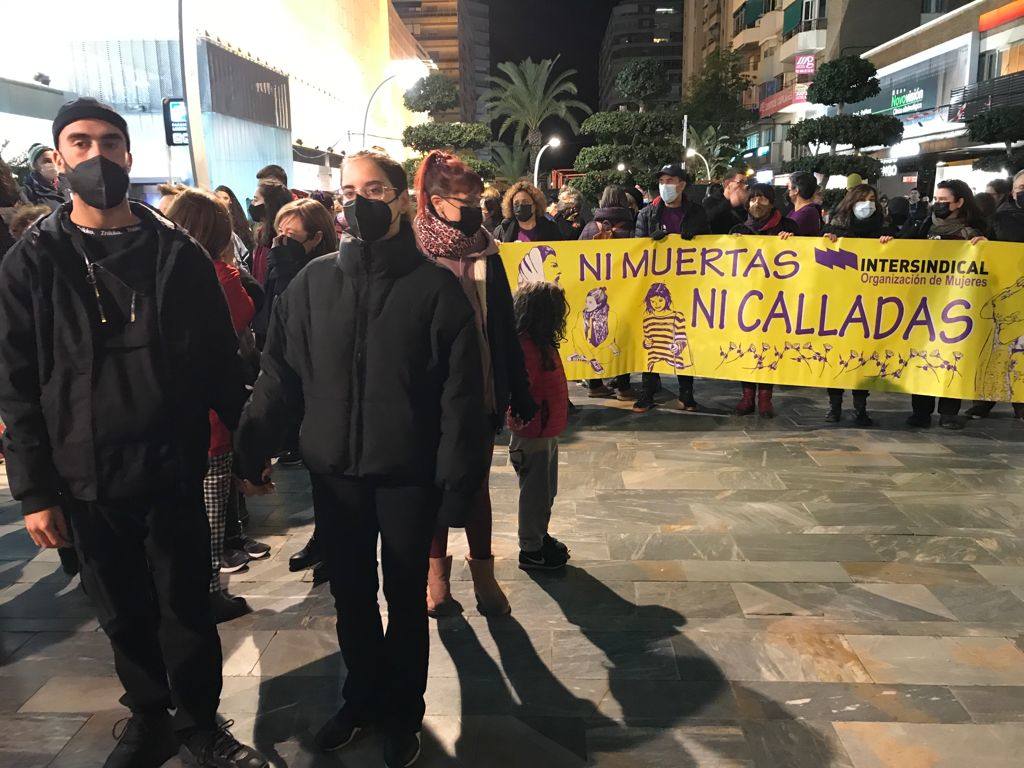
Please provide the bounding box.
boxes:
[442,194,482,208]
[339,182,398,203]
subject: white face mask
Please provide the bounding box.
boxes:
[659,183,679,204]
[854,201,876,220]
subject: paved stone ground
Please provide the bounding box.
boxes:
[3,380,1024,767]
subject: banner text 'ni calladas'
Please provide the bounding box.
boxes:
[500,235,1024,402]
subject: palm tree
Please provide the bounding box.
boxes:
[686,126,743,180]
[490,142,531,184]
[484,56,592,166]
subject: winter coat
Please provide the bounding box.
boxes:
[634,198,711,239]
[0,202,248,515]
[494,215,563,243]
[512,335,568,439]
[579,206,635,239]
[252,241,314,338]
[707,199,747,235]
[824,211,891,239]
[234,221,490,524]
[19,172,67,212]
[209,260,256,457]
[991,199,1024,243]
[899,215,985,241]
[730,209,798,236]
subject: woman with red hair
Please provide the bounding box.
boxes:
[413,150,540,617]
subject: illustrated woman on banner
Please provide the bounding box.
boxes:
[976,276,1024,401]
[569,286,620,374]
[642,282,694,372]
[517,244,562,287]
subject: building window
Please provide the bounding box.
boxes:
[803,0,825,20]
[978,50,1000,82]
[639,18,653,28]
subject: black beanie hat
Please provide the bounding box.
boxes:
[748,183,776,202]
[52,97,130,150]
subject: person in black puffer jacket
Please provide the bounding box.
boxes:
[235,150,488,761]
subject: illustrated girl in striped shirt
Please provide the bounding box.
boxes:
[642,283,693,372]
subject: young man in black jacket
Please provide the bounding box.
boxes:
[0,98,266,768]
[235,150,488,768]
[633,163,711,413]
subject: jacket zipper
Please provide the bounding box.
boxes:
[352,245,371,473]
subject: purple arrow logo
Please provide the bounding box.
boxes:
[814,247,857,269]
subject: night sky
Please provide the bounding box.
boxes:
[488,0,621,167]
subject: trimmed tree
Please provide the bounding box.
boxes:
[615,58,668,112]
[683,49,754,135]
[403,73,459,119]
[967,105,1024,174]
[783,57,902,186]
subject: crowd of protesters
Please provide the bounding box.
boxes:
[0,95,1022,768]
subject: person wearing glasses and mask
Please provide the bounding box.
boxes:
[412,150,539,616]
[235,150,488,768]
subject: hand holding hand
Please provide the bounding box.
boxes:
[25,506,70,548]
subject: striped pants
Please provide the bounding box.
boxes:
[203,452,233,593]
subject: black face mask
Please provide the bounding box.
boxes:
[62,155,130,210]
[344,194,395,243]
[441,204,483,237]
[932,202,952,219]
[270,236,308,261]
[514,203,534,222]
[1016,191,1024,209]
[248,202,265,223]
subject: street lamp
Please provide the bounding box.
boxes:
[686,147,712,182]
[617,162,627,172]
[361,58,430,148]
[533,136,562,187]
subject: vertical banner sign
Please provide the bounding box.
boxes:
[500,236,1024,402]
[162,98,189,147]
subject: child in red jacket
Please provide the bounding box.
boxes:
[509,282,571,570]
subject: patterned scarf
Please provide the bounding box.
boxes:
[413,210,488,260]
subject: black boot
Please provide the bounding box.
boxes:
[288,535,321,572]
[104,713,178,768]
[179,722,267,768]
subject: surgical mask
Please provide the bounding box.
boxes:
[62,155,129,210]
[440,203,483,237]
[343,194,395,243]
[659,183,679,205]
[932,202,952,219]
[853,201,876,220]
[514,202,534,222]
[248,202,265,223]
[38,162,58,182]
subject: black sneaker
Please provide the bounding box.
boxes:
[104,713,177,768]
[179,721,267,767]
[240,537,270,560]
[631,396,656,414]
[211,591,251,624]
[939,415,963,430]
[219,549,250,574]
[314,707,367,752]
[965,403,993,419]
[519,542,570,571]
[382,731,421,768]
[543,534,569,555]
[276,450,303,466]
[825,407,842,423]
[853,410,874,427]
[906,413,931,428]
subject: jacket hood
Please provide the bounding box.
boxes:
[336,219,426,278]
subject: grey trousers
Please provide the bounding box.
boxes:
[509,434,559,552]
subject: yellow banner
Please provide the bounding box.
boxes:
[500,235,1024,402]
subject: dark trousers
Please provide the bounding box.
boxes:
[68,494,222,732]
[911,395,961,416]
[641,373,695,405]
[509,435,559,552]
[827,388,869,409]
[588,375,631,391]
[311,475,439,732]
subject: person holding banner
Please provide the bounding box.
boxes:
[414,150,538,619]
[819,183,893,426]
[887,179,988,430]
[632,163,711,414]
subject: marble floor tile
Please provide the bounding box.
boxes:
[634,582,744,618]
[732,583,956,622]
[846,635,1024,686]
[734,534,884,563]
[841,562,988,586]
[0,713,87,768]
[678,560,853,583]
[972,565,1024,586]
[927,585,1024,623]
[587,724,754,767]
[950,686,1024,723]
[833,722,1024,768]
[741,720,855,768]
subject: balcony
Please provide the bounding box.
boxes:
[759,82,809,118]
[779,18,827,62]
[947,70,1024,122]
[733,23,761,49]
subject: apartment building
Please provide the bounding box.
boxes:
[599,1,684,111]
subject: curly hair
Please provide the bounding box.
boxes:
[501,180,546,221]
[514,282,568,370]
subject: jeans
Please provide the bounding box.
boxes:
[312,474,439,732]
[827,388,869,410]
[68,493,223,732]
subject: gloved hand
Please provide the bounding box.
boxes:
[438,489,475,528]
[651,227,669,241]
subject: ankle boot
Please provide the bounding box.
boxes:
[757,386,775,418]
[735,383,756,415]
[426,555,462,618]
[466,556,511,617]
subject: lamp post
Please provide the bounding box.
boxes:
[686,147,712,182]
[361,59,430,149]
[533,136,562,188]
[617,162,627,172]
